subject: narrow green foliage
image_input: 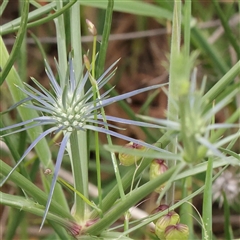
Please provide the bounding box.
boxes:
[212,0,240,59]
[0,160,74,225]
[96,0,114,78]
[1,1,239,239]
[4,209,25,240]
[191,27,230,74]
[0,0,29,85]
[0,1,77,35]
[202,60,240,103]
[223,193,234,240]
[0,192,71,239]
[166,0,182,205]
[202,156,213,240]
[55,0,67,88]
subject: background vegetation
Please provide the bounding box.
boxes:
[0,0,239,239]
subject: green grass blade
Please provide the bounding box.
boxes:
[0,1,77,36]
[223,192,234,240]
[202,60,240,103]
[202,156,213,240]
[96,0,114,79]
[0,192,72,239]
[0,160,74,221]
[54,0,67,88]
[4,209,25,240]
[191,27,229,75]
[87,165,177,235]
[0,2,55,34]
[0,0,29,86]
[79,0,172,20]
[212,0,240,59]
[29,31,47,60]
[0,121,30,180]
[0,0,9,16]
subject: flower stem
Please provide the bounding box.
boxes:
[88,75,125,201]
[54,0,67,88]
[91,33,103,215]
[69,131,89,221]
[69,1,89,222]
[166,0,182,205]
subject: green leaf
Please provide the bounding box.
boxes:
[0,160,73,221]
[0,192,72,239]
[0,0,29,86]
[79,0,172,20]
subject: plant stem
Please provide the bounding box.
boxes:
[69,1,89,222]
[202,156,213,240]
[180,2,194,236]
[69,131,88,221]
[54,0,67,88]
[165,0,181,205]
[99,107,126,201]
[91,33,103,214]
[86,166,177,235]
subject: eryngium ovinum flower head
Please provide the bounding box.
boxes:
[0,57,168,228]
[138,69,239,163]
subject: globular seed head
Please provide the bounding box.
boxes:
[155,211,180,240]
[118,141,146,166]
[149,159,168,193]
[165,223,189,240]
[151,204,170,224]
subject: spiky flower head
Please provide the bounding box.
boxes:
[0,56,167,228]
[138,72,239,164]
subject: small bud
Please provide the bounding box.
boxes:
[83,54,91,71]
[155,211,180,240]
[151,204,169,224]
[165,223,189,240]
[149,159,168,193]
[44,169,52,175]
[86,19,97,36]
[118,141,146,166]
